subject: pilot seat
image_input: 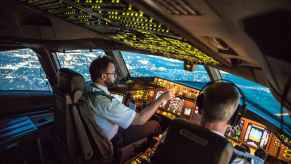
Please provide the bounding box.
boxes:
[151,118,234,164]
[53,68,149,164]
[54,68,113,164]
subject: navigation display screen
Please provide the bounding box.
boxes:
[184,108,192,116]
[248,127,263,143]
[244,124,266,148]
[167,97,184,115]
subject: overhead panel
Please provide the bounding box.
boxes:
[19,0,219,65]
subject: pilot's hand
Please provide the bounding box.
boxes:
[159,90,175,102]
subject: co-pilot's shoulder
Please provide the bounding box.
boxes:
[95,96,112,105]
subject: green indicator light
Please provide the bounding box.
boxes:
[128,4,132,10]
[139,11,143,17]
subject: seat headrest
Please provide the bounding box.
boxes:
[152,118,234,164]
[56,68,85,95]
[165,119,230,147]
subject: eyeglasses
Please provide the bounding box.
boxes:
[105,72,117,76]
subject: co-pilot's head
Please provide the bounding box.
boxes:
[201,82,240,125]
[89,56,117,87]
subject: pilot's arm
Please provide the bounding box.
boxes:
[95,90,173,128]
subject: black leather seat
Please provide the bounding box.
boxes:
[54,68,113,164]
[151,119,234,164]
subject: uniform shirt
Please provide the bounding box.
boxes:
[231,149,264,164]
[86,83,136,140]
[210,130,264,164]
[211,129,225,138]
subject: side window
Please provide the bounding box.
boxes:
[0,49,51,91]
[219,70,291,135]
[219,70,281,112]
[56,49,106,81]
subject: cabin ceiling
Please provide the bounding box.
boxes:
[0,0,291,112]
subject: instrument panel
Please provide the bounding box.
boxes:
[128,77,200,120]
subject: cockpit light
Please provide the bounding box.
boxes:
[21,0,219,65]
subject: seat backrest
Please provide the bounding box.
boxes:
[54,68,113,163]
[151,119,234,164]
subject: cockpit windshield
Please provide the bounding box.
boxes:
[121,51,210,89]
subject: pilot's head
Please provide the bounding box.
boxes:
[201,82,240,134]
[89,56,117,87]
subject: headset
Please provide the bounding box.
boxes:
[196,80,247,126]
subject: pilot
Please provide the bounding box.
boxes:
[199,83,264,164]
[199,82,240,138]
[86,56,174,149]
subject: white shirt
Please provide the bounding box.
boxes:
[232,149,264,164]
[209,130,264,164]
[210,129,225,138]
[86,83,136,140]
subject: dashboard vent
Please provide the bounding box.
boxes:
[155,0,200,16]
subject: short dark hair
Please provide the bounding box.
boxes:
[89,56,114,82]
[202,83,240,123]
